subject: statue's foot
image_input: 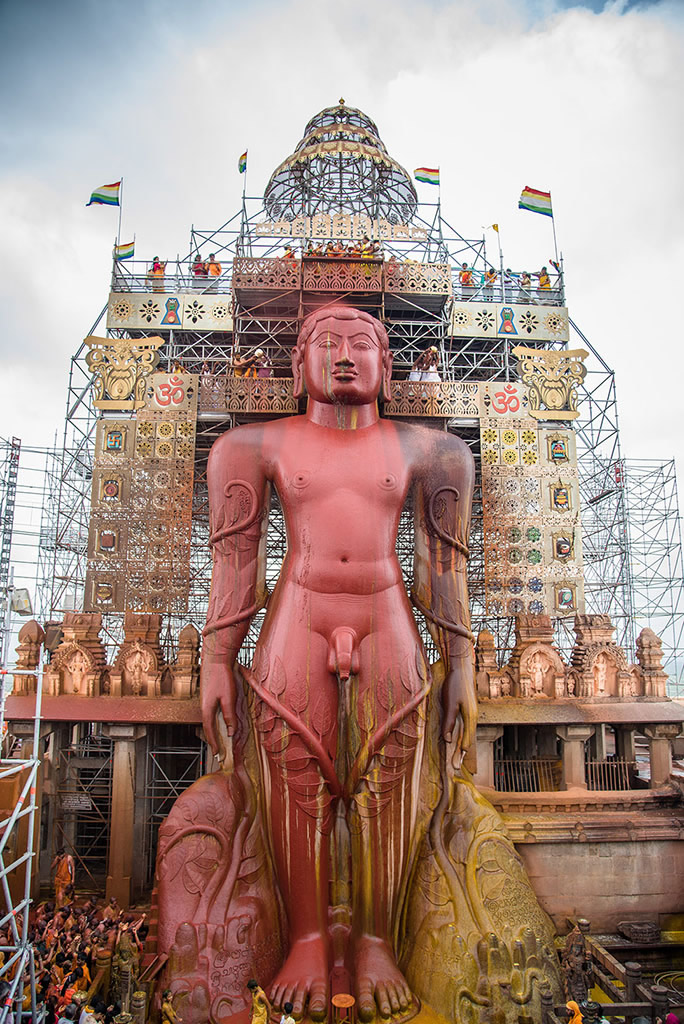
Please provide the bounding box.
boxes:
[269,934,329,1021]
[354,934,412,1021]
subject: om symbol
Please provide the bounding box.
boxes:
[491,384,520,414]
[155,374,186,407]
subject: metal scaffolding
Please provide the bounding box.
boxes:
[33,102,684,687]
[623,459,684,695]
[0,671,42,1024]
[0,440,21,668]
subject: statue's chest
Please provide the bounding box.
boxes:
[275,447,409,509]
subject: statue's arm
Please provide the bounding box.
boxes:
[412,433,476,756]
[201,428,270,753]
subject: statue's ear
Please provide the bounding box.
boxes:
[292,345,305,398]
[381,349,394,402]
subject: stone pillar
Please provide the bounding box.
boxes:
[615,726,636,763]
[592,723,607,760]
[644,725,681,788]
[472,725,503,789]
[103,724,146,906]
[556,725,595,790]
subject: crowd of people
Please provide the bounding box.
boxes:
[2,878,152,1024]
[139,247,561,304]
[287,235,382,259]
[458,261,561,299]
[191,253,222,289]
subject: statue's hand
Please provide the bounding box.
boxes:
[201,658,238,754]
[442,666,477,756]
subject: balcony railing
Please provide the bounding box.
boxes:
[454,276,564,306]
[111,262,233,295]
[199,375,298,415]
[111,257,563,305]
[383,380,480,419]
[586,758,639,791]
[301,257,382,292]
[198,376,481,419]
[494,758,561,793]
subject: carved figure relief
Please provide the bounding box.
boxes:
[519,644,565,698]
[124,644,154,696]
[593,653,609,695]
[68,650,90,694]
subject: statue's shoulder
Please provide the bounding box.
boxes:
[391,419,472,462]
[210,418,286,457]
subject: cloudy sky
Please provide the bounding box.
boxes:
[0,0,683,577]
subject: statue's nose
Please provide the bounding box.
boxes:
[335,339,353,364]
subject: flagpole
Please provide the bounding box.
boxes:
[117,177,124,248]
[550,192,559,267]
[499,226,509,382]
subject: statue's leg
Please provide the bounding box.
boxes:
[248,621,337,1021]
[349,627,429,1021]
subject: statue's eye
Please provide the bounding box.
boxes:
[354,341,371,350]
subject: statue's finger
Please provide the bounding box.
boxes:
[202,705,220,753]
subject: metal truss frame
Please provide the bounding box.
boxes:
[34,183,684,684]
[0,671,42,1024]
[56,731,113,891]
[623,459,684,694]
[0,440,21,668]
[140,728,205,887]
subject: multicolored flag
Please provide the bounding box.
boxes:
[518,186,553,218]
[414,167,439,186]
[86,181,121,207]
[238,151,248,174]
[113,240,135,260]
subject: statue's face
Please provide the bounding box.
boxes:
[302,315,386,405]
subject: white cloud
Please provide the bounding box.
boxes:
[0,0,682,474]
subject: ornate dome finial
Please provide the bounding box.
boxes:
[339,97,345,105]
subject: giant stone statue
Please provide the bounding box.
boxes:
[156,307,561,1024]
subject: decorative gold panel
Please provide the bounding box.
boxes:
[85,374,198,614]
[451,303,569,342]
[480,402,584,618]
[107,294,234,332]
[512,345,588,420]
[85,335,164,410]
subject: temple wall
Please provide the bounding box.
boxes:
[518,838,684,932]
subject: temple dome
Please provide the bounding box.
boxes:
[264,100,418,225]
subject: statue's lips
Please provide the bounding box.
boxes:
[332,369,358,381]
